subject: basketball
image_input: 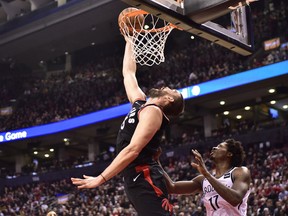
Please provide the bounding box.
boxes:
[118,7,144,35]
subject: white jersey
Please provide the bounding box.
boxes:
[202,167,250,216]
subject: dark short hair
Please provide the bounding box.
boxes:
[163,92,184,116]
[225,139,245,167]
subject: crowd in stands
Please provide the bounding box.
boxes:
[0,115,285,180]
[0,0,287,132]
[0,140,287,215]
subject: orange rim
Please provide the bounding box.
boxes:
[120,9,181,33]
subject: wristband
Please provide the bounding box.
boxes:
[100,174,107,182]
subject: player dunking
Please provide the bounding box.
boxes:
[160,139,251,216]
[71,37,184,215]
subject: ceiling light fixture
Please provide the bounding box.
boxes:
[244,106,251,110]
[236,115,242,119]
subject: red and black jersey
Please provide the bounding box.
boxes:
[116,99,169,174]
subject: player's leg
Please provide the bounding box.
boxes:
[124,165,174,216]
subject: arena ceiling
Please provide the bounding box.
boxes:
[0,0,129,68]
[0,0,287,168]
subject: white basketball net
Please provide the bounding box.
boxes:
[119,11,175,66]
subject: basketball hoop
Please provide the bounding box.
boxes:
[118,8,178,66]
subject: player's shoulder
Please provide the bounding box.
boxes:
[232,166,251,178]
[137,102,162,119]
[234,166,250,172]
[141,103,163,113]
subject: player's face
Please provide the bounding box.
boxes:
[210,142,229,160]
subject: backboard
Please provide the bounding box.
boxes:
[121,0,254,56]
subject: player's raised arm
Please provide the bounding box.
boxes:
[122,37,146,103]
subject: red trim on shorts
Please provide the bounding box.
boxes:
[135,165,163,197]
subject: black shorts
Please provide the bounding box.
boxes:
[123,164,174,216]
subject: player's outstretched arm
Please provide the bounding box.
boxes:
[164,172,203,195]
[71,106,162,189]
[122,37,146,103]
